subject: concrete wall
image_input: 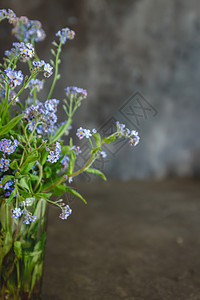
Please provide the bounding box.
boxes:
[0,0,200,179]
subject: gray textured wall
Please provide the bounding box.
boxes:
[1,0,200,179]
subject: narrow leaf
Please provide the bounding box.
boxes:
[86,168,107,181]
[0,114,25,135]
[64,186,87,204]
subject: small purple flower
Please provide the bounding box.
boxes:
[55,141,61,154]
[44,99,59,112]
[5,42,35,62]
[32,60,53,77]
[12,18,46,42]
[0,9,16,24]
[92,128,97,134]
[0,139,19,155]
[65,86,87,100]
[61,155,70,168]
[76,127,85,139]
[28,78,44,92]
[84,129,92,139]
[0,158,10,172]
[56,27,75,45]
[23,219,30,224]
[116,121,126,134]
[59,204,72,220]
[43,63,53,77]
[98,150,107,158]
[11,207,22,219]
[4,179,13,190]
[4,68,23,88]
[68,177,73,183]
[47,151,58,163]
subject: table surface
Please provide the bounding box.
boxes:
[42,179,200,300]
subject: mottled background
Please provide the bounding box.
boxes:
[0,0,200,179]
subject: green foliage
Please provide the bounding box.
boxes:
[64,186,87,204]
[0,114,25,134]
[85,168,107,181]
[93,133,101,147]
[103,136,116,143]
[14,241,22,259]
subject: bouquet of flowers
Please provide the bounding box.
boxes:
[0,8,140,300]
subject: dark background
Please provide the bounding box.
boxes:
[1,0,200,180]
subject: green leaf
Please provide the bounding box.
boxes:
[35,192,52,199]
[5,188,17,204]
[42,174,63,192]
[43,166,52,179]
[51,49,56,56]
[0,114,25,135]
[64,186,87,204]
[29,174,39,181]
[9,159,19,170]
[51,184,69,196]
[50,120,72,143]
[103,136,116,143]
[25,154,39,164]
[2,175,14,185]
[20,153,38,174]
[93,133,101,147]
[16,102,24,110]
[60,145,71,155]
[86,168,107,181]
[68,151,76,174]
[14,241,22,259]
[50,59,55,66]
[18,188,31,198]
[41,150,48,165]
[18,177,32,193]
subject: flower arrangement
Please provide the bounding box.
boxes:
[0,8,140,299]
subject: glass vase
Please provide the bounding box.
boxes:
[0,197,47,300]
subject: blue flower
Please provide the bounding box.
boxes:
[12,18,46,42]
[43,63,53,77]
[98,150,107,158]
[44,99,59,112]
[0,138,19,154]
[47,141,61,163]
[32,60,53,77]
[59,204,72,220]
[61,155,70,168]
[56,27,75,45]
[0,158,10,172]
[47,151,58,163]
[28,78,44,92]
[65,86,87,100]
[5,42,35,62]
[76,127,86,139]
[4,179,13,190]
[76,128,92,139]
[11,207,22,219]
[84,129,92,139]
[0,9,16,24]
[4,68,23,88]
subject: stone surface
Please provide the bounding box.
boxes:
[42,179,200,299]
[0,0,200,179]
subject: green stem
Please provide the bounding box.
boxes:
[34,163,43,192]
[12,55,20,70]
[47,42,62,99]
[43,153,95,192]
[0,83,10,124]
[8,71,40,109]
